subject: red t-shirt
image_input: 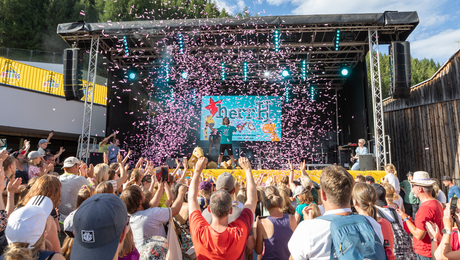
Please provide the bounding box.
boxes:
[452,228,460,251]
[413,199,444,257]
[189,208,253,260]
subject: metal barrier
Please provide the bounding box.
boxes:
[0,47,63,64]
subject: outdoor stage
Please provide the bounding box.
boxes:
[57,12,418,169]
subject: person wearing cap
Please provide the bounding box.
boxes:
[37,131,54,156]
[400,172,420,220]
[198,181,212,212]
[189,157,256,260]
[27,151,53,179]
[372,183,405,228]
[70,193,130,260]
[106,138,120,164]
[58,157,89,234]
[442,175,460,202]
[294,185,314,223]
[397,171,444,259]
[2,195,65,260]
[13,151,29,184]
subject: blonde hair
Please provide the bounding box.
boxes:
[352,183,378,221]
[382,183,399,203]
[61,236,73,260]
[130,169,143,183]
[279,189,295,215]
[119,229,135,258]
[237,187,247,204]
[384,164,397,176]
[306,203,321,219]
[3,232,45,260]
[95,181,114,194]
[263,186,284,210]
[300,176,313,188]
[358,139,366,144]
[93,163,110,185]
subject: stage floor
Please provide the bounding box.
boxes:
[181,169,387,184]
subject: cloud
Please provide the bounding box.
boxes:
[214,0,237,14]
[237,0,246,11]
[411,28,460,64]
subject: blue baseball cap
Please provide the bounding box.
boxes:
[70,193,128,260]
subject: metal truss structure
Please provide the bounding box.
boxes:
[77,36,100,164]
[368,29,387,170]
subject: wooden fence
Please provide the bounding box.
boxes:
[383,50,460,183]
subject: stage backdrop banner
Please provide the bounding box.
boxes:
[200,96,282,142]
[177,169,387,185]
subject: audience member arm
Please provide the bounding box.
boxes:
[149,181,165,208]
[240,157,257,213]
[397,209,427,240]
[188,157,208,214]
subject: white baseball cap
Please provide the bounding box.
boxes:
[6,195,53,247]
[62,157,80,168]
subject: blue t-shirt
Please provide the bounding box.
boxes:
[217,125,237,144]
[448,185,460,202]
[107,145,120,163]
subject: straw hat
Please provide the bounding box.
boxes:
[409,171,436,186]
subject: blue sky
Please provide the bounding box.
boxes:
[214,0,460,65]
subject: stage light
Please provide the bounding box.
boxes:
[221,62,226,81]
[165,63,170,82]
[310,86,315,101]
[181,71,188,79]
[282,70,289,77]
[177,33,184,54]
[264,71,270,78]
[123,36,129,55]
[285,85,291,103]
[274,29,280,52]
[341,68,349,76]
[243,62,248,81]
[335,29,341,51]
[128,72,136,80]
[301,60,307,81]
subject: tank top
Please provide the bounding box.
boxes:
[262,214,293,260]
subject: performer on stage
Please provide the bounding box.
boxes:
[206,117,238,168]
[350,138,368,170]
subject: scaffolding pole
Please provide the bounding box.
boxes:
[78,37,99,164]
[368,29,387,170]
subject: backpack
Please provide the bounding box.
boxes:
[377,208,417,260]
[318,214,387,260]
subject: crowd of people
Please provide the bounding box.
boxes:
[1,137,460,260]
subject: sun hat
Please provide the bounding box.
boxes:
[70,193,128,260]
[410,171,436,186]
[5,195,53,247]
[63,210,76,238]
[27,151,43,160]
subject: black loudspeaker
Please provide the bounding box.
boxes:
[89,152,103,165]
[389,41,411,99]
[63,48,84,101]
[359,154,375,171]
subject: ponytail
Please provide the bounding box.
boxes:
[352,183,379,221]
[3,232,45,260]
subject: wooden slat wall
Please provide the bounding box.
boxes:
[383,51,460,184]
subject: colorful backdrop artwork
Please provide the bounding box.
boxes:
[200,96,282,142]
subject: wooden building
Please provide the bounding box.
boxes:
[383,50,460,184]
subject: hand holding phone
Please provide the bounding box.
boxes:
[451,197,458,217]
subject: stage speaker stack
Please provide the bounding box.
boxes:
[359,154,375,171]
[89,152,103,165]
[389,41,411,99]
[63,48,84,101]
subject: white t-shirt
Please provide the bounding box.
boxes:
[38,147,46,156]
[376,206,404,227]
[108,180,118,191]
[385,174,400,194]
[130,207,170,249]
[437,190,447,204]
[288,209,383,260]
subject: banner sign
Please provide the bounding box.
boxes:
[200,96,282,142]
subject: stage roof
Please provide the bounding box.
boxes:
[57,11,418,87]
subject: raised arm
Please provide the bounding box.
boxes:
[122,149,132,165]
[288,160,296,192]
[6,178,21,216]
[188,157,208,214]
[164,184,173,207]
[100,133,115,145]
[169,184,187,217]
[239,157,257,213]
[116,152,128,189]
[46,131,54,142]
[149,181,165,208]
[53,147,65,160]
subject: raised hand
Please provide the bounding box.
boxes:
[7,178,22,194]
[194,157,208,173]
[238,157,252,171]
[288,159,294,171]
